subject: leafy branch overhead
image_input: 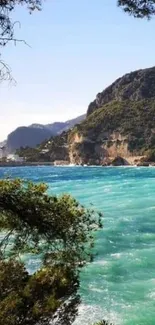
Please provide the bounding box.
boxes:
[118,0,155,18]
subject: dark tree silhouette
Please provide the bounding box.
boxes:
[118,0,155,18]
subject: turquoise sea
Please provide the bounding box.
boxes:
[1,166,155,325]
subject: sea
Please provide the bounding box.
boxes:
[1,166,155,325]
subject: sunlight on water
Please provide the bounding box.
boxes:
[1,166,155,325]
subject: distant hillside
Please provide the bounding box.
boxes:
[7,126,52,153]
[45,114,86,134]
[5,114,85,152]
[18,66,155,165]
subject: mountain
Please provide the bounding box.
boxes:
[7,126,52,153]
[87,66,155,115]
[46,115,86,134]
[5,114,85,153]
[18,67,155,165]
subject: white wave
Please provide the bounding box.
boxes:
[89,284,104,293]
[111,253,122,259]
[148,278,155,284]
[146,206,155,210]
[147,291,155,299]
[103,187,112,193]
[73,303,122,325]
[93,260,109,266]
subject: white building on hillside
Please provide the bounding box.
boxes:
[7,154,24,162]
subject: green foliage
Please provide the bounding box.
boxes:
[16,146,51,162]
[17,132,69,162]
[118,0,155,19]
[0,179,102,264]
[18,70,155,162]
[76,99,155,154]
[145,148,155,162]
[0,259,79,325]
[0,179,102,324]
[21,98,155,162]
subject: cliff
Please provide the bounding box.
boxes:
[68,98,155,164]
[87,66,155,115]
[18,67,155,165]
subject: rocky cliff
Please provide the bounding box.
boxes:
[18,67,155,165]
[68,98,155,164]
[87,66,155,116]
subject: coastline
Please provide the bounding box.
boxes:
[0,161,55,167]
[0,161,154,168]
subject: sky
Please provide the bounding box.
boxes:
[1,0,155,140]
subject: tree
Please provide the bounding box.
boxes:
[118,0,155,19]
[0,0,43,82]
[0,179,102,264]
[0,179,102,325]
[0,259,79,325]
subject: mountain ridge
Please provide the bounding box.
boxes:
[87,66,155,115]
[17,66,155,165]
[4,114,86,153]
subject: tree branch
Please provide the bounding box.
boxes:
[0,59,16,84]
[0,37,31,47]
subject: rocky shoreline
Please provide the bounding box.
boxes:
[0,157,154,168]
[0,161,55,167]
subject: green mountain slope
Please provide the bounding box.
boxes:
[87,66,155,115]
[18,67,155,165]
[75,99,155,153]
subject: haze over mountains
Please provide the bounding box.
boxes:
[2,114,85,153]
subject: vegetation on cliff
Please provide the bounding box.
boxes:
[16,146,51,162]
[16,67,155,164]
[76,98,155,153]
[16,132,69,162]
[87,67,155,115]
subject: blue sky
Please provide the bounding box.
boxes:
[1,0,155,140]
